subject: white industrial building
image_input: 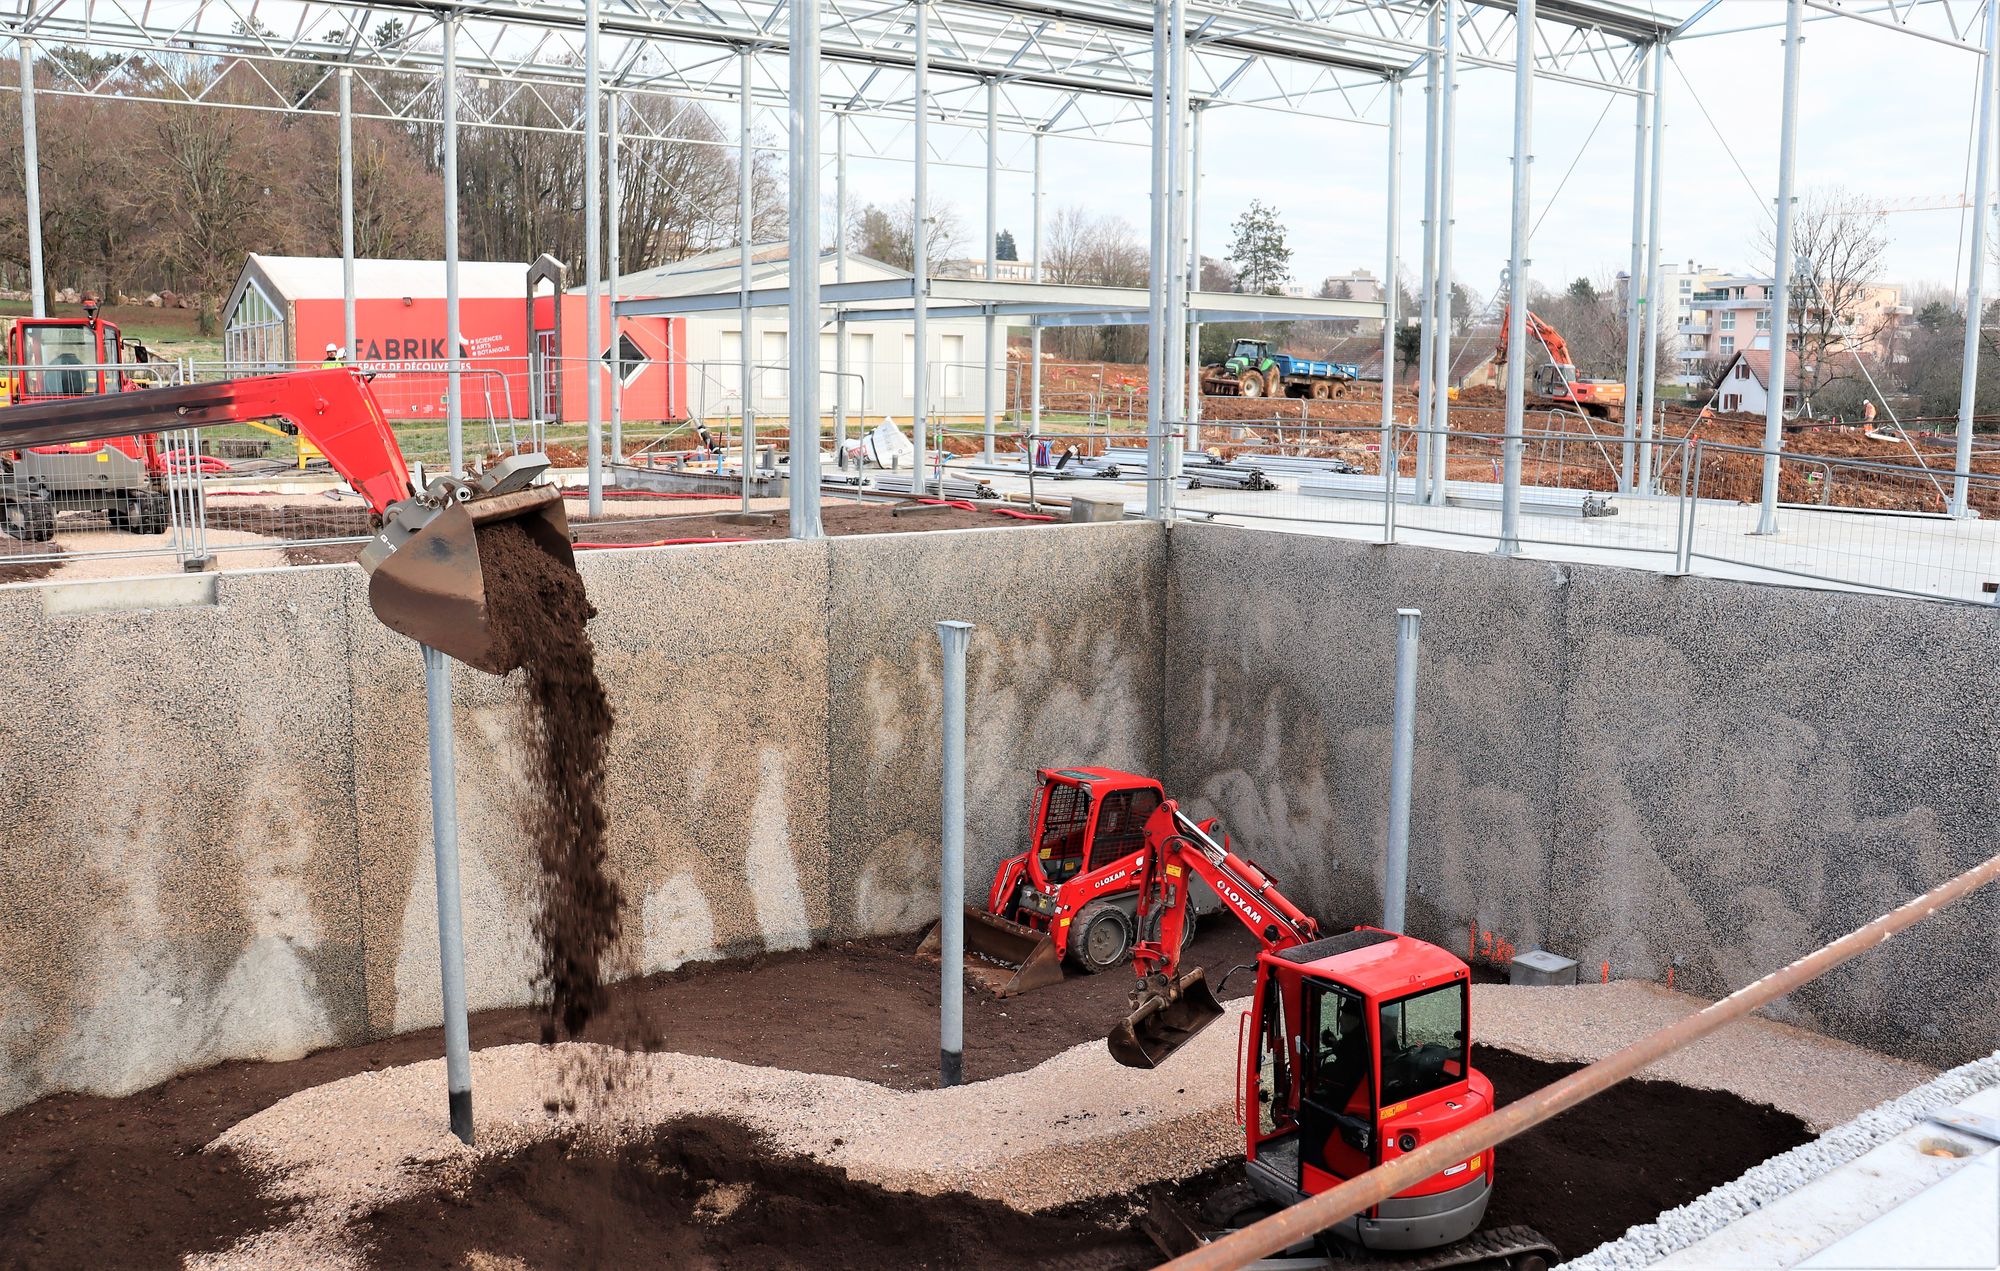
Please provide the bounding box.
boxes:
[613,245,1001,425]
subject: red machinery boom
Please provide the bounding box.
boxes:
[0,369,572,672]
[1109,801,1321,1068]
[1492,308,1575,374]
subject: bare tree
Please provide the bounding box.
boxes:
[1041,205,1145,286]
[1755,186,1891,410]
[846,198,964,272]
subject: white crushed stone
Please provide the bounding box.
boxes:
[1474,982,1934,1132]
[1560,1049,2000,1270]
[190,982,1939,1270]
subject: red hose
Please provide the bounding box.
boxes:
[993,508,1057,522]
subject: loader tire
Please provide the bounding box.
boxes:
[1238,371,1264,398]
[1069,901,1132,974]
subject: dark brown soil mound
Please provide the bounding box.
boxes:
[478,519,622,1040]
[360,1117,1148,1271]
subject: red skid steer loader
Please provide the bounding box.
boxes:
[918,767,1221,995]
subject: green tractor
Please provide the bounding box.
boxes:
[1199,338,1360,400]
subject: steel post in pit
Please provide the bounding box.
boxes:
[912,4,931,495]
[422,644,474,1145]
[1383,609,1420,934]
[936,619,974,1088]
[1636,40,1667,497]
[787,0,824,540]
[1620,53,1649,494]
[583,0,604,516]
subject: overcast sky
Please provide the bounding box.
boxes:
[868,3,1990,307]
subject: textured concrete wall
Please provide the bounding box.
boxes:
[1164,523,2000,1067]
[0,521,1161,1112]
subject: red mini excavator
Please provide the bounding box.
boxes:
[1106,793,1557,1270]
[1493,308,1626,420]
[0,368,571,672]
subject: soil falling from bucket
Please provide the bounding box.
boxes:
[477,519,623,1041]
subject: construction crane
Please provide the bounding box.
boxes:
[1493,309,1625,419]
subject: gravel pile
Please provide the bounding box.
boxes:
[1561,1048,2000,1270]
[1474,982,1933,1132]
[195,1003,1252,1269]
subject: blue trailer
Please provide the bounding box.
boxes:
[1200,338,1361,399]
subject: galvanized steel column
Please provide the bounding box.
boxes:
[1383,608,1420,934]
[913,3,931,494]
[1164,0,1188,512]
[1030,129,1044,443]
[1636,40,1666,495]
[936,619,973,1088]
[835,110,850,453]
[1381,77,1401,485]
[443,15,463,474]
[583,0,604,515]
[1186,104,1204,453]
[1144,0,1169,519]
[1756,0,1804,536]
[340,67,356,358]
[1427,0,1458,505]
[1953,0,1999,517]
[983,79,998,463]
[17,34,41,319]
[1414,6,1440,505]
[1620,53,1649,493]
[1497,0,1533,558]
[739,46,755,512]
[422,644,474,1145]
[608,90,623,462]
[787,0,824,539]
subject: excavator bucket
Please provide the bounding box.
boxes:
[916,908,1067,997]
[361,455,576,676]
[1108,968,1225,1069]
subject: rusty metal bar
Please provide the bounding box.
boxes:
[1159,849,2000,1271]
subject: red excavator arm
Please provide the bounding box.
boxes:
[1493,307,1576,373]
[0,368,415,515]
[1108,800,1321,1067]
[0,369,573,674]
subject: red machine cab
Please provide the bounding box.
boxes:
[985,768,1219,972]
[1242,928,1493,1252]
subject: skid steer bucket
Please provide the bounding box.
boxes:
[916,908,1066,998]
[360,455,575,676]
[1108,968,1224,1069]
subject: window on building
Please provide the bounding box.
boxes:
[1723,393,1740,411]
[1756,311,1771,331]
[223,278,287,372]
[1720,311,1736,330]
[599,331,648,387]
[1721,335,1735,355]
[1738,362,1750,380]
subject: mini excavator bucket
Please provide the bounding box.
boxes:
[917,908,1067,998]
[1108,968,1224,1069]
[359,454,575,675]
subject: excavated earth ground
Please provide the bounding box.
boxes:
[0,921,1932,1271]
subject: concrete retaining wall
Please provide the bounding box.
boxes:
[1164,523,2000,1067]
[0,522,1164,1113]
[6,515,1995,1112]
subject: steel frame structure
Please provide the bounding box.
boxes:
[2,0,1992,548]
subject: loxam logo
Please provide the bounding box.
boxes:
[1215,879,1267,927]
[1092,869,1129,889]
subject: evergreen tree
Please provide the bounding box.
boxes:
[1227,200,1292,295]
[995,229,1019,261]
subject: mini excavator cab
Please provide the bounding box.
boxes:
[1242,929,1493,1253]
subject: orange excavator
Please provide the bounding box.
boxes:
[1107,793,1558,1270]
[1493,309,1626,419]
[0,368,571,671]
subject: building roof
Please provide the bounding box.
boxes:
[1730,346,1875,388]
[604,243,906,298]
[233,254,533,305]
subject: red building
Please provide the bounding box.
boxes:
[222,254,687,424]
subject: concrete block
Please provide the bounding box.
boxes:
[1509,949,1578,986]
[1070,492,1127,523]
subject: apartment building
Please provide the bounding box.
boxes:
[1685,274,1906,377]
